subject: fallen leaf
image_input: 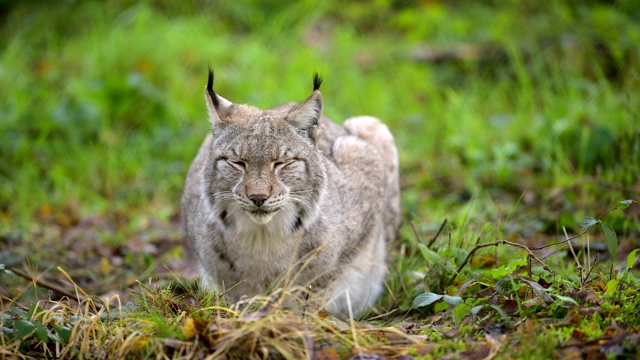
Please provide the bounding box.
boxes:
[570,329,588,341]
[183,318,196,340]
[127,335,148,352]
[460,344,490,360]
[100,257,111,272]
[415,344,436,356]
[314,348,339,360]
[591,280,606,292]
[471,253,496,268]
[553,346,582,360]
[537,277,551,288]
[39,204,53,219]
[570,289,601,305]
[577,306,602,316]
[516,319,537,334]
[455,278,479,296]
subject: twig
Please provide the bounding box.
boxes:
[410,219,447,249]
[9,267,82,303]
[447,240,551,287]
[532,199,637,252]
[530,223,599,250]
[218,280,246,298]
[409,221,424,245]
[584,253,599,283]
[428,219,448,248]
[540,247,564,260]
[10,266,106,311]
[563,226,582,271]
[366,308,399,321]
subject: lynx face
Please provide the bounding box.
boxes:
[204,115,325,232]
[202,72,326,235]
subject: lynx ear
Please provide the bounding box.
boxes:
[205,68,232,125]
[288,73,324,141]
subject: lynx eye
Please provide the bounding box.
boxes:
[227,160,246,169]
[273,160,295,170]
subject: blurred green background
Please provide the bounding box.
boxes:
[1,0,638,235]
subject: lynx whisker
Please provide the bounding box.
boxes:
[289,190,314,194]
[287,196,309,206]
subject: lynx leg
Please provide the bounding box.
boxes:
[325,228,387,317]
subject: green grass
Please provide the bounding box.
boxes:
[1,0,640,358]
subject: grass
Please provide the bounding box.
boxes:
[1,0,640,358]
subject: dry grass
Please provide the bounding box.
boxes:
[1,276,426,359]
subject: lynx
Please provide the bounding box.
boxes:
[181,70,400,315]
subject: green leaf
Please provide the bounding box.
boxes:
[28,304,45,320]
[0,263,15,276]
[471,304,512,325]
[33,321,49,342]
[412,292,444,309]
[13,319,35,340]
[627,249,639,269]
[606,279,619,296]
[10,308,29,319]
[452,303,470,326]
[519,278,553,303]
[601,223,618,260]
[434,301,449,313]
[553,294,578,305]
[495,277,514,294]
[418,244,443,265]
[52,324,72,344]
[48,332,63,344]
[443,247,468,265]
[519,278,545,297]
[490,266,508,279]
[618,199,633,209]
[490,257,527,279]
[578,216,600,229]
[443,295,463,306]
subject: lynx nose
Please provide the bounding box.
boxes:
[249,194,268,207]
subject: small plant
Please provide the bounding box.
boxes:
[411,198,639,337]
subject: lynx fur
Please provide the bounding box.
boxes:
[181,70,400,315]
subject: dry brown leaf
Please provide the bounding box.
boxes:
[183,318,196,340]
[39,204,53,219]
[461,344,491,360]
[571,289,602,305]
[553,346,582,360]
[577,306,602,316]
[471,253,497,268]
[415,344,436,356]
[314,347,340,360]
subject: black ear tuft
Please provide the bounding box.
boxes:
[207,66,220,108]
[313,73,323,91]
